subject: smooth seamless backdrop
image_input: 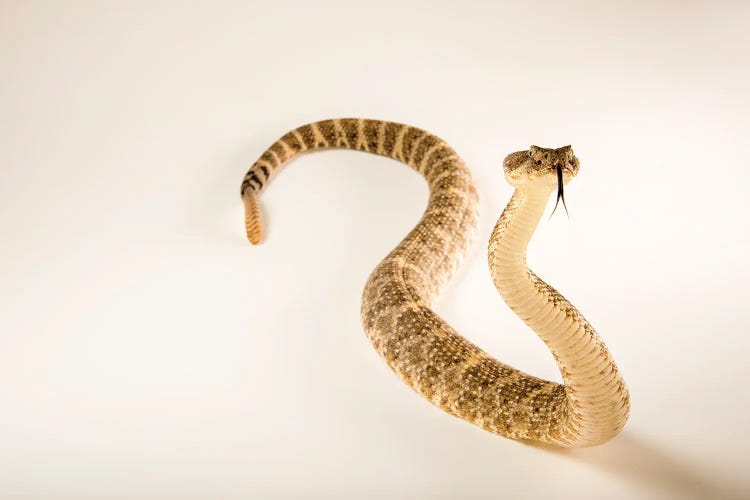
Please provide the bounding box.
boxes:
[2,1,749,498]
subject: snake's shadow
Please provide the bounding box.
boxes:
[522,432,746,499]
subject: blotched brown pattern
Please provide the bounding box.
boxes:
[241,118,629,447]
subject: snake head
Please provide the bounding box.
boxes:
[503,145,579,188]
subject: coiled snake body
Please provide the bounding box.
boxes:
[241,118,629,447]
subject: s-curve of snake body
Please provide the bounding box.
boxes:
[240,118,630,447]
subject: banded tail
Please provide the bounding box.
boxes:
[240,118,473,245]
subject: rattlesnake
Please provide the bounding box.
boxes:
[241,118,629,447]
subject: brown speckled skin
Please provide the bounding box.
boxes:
[241,119,629,447]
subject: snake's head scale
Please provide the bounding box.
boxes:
[503,145,579,189]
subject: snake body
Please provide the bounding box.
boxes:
[241,118,629,447]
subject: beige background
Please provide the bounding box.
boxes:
[2,1,749,498]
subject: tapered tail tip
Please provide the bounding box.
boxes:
[243,191,263,245]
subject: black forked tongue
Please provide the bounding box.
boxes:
[551,164,568,217]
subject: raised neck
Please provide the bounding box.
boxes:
[489,184,554,275]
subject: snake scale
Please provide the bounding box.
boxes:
[241,118,629,447]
